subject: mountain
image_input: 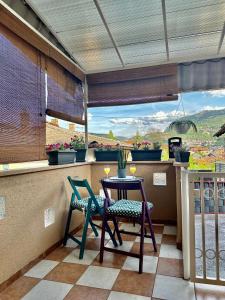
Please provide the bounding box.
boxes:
[89,132,127,141]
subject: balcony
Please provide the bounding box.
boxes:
[1,0,225,299]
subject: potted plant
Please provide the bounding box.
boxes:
[168,120,197,134]
[94,144,120,161]
[131,141,162,161]
[46,143,76,165]
[117,149,129,178]
[70,135,86,162]
[173,145,190,163]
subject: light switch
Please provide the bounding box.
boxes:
[153,173,167,186]
[0,196,6,220]
[44,208,55,228]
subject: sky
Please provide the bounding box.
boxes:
[55,89,225,138]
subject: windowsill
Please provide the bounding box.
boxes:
[0,161,91,177]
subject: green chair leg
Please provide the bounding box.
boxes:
[89,219,99,237]
[79,210,91,259]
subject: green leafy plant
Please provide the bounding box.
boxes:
[168,120,197,134]
[173,145,189,153]
[95,143,120,151]
[118,149,129,169]
[153,142,161,150]
[70,135,85,149]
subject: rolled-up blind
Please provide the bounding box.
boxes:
[178,58,225,92]
[87,64,178,107]
[0,24,46,163]
[46,58,85,125]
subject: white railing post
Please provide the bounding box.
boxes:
[181,168,190,279]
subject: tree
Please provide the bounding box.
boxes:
[134,130,142,143]
[108,130,116,140]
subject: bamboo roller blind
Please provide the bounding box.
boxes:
[87,64,178,107]
[0,23,84,163]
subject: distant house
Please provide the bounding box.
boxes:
[46,119,130,147]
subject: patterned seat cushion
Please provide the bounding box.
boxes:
[107,199,153,217]
[72,196,114,212]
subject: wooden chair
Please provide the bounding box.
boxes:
[63,176,118,259]
[100,179,157,273]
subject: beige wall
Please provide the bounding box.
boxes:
[0,165,91,285]
[91,162,177,222]
[0,161,178,286]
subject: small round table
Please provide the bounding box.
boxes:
[102,176,144,200]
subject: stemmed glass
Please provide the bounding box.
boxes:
[130,164,136,178]
[104,165,111,178]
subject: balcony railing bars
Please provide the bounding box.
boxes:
[181,169,225,285]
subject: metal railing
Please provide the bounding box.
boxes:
[181,169,225,285]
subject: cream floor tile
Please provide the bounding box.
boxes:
[122,255,158,274]
[24,260,59,279]
[63,249,99,265]
[153,275,195,300]
[108,291,151,300]
[135,234,162,244]
[163,226,177,235]
[64,238,79,248]
[105,240,134,252]
[76,266,120,290]
[159,244,182,259]
[195,282,225,300]
[22,280,72,300]
[120,223,141,233]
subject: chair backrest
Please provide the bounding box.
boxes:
[101,179,147,203]
[67,176,101,210]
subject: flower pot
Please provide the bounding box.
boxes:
[94,150,120,161]
[174,151,190,163]
[131,150,162,161]
[75,149,86,162]
[47,150,76,165]
[118,168,126,178]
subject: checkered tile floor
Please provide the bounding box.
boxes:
[1,222,224,300]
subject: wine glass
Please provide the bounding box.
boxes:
[130,164,136,178]
[104,165,111,178]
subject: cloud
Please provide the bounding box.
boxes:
[203,89,225,97]
[109,110,185,127]
[88,112,93,121]
[202,105,225,111]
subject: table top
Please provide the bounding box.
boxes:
[102,176,144,183]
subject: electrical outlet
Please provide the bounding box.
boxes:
[153,173,167,186]
[0,196,6,220]
[44,208,55,228]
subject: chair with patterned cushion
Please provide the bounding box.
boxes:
[63,176,118,259]
[100,178,157,273]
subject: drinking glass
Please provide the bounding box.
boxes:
[130,164,136,178]
[104,165,111,178]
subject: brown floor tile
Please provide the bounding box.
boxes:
[131,242,160,257]
[46,246,74,261]
[0,276,39,300]
[92,252,127,269]
[64,285,110,300]
[44,262,88,284]
[85,238,101,250]
[76,228,93,237]
[120,233,136,241]
[152,225,164,234]
[157,257,183,278]
[144,224,164,234]
[195,283,225,300]
[112,270,155,297]
[162,234,176,245]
